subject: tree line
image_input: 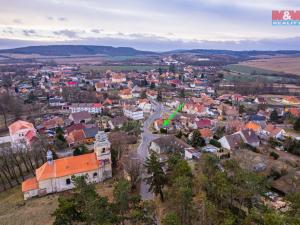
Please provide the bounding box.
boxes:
[0,135,49,191]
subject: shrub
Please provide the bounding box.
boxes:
[209,139,221,148]
[270,151,279,160]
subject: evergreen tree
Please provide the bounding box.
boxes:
[144,153,167,201]
[150,82,155,89]
[270,109,279,122]
[157,90,162,102]
[294,117,300,131]
[180,89,185,98]
[55,127,67,150]
[191,130,206,147]
[141,91,147,99]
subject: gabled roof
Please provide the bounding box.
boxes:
[9,120,35,135]
[66,123,85,134]
[240,129,259,144]
[83,127,99,139]
[196,119,212,129]
[245,121,261,132]
[70,111,91,122]
[36,153,100,181]
[22,177,38,192]
[264,124,283,137]
[249,114,266,121]
[224,133,243,149]
[67,129,85,144]
[199,128,213,138]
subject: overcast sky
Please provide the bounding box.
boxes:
[0,0,300,51]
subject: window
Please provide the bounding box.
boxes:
[102,148,105,153]
[66,178,71,185]
[93,172,98,178]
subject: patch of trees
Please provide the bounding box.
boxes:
[190,130,205,148]
[53,176,156,225]
[0,135,49,191]
[121,121,141,136]
[0,93,23,129]
[109,131,138,167]
[283,137,300,156]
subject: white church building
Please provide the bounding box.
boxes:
[21,131,112,200]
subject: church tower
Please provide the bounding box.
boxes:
[94,131,112,178]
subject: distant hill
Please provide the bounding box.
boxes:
[0,45,155,57]
[1,45,300,58]
[167,49,300,58]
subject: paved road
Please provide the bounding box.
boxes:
[137,100,163,200]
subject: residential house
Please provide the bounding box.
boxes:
[69,111,92,124]
[49,97,67,107]
[282,96,300,105]
[219,133,243,150]
[123,106,144,120]
[21,131,112,200]
[146,90,158,100]
[68,103,102,114]
[149,136,199,159]
[199,128,213,143]
[196,119,212,129]
[263,124,286,140]
[108,116,128,129]
[111,73,126,83]
[254,97,267,104]
[225,120,245,134]
[248,115,267,129]
[95,82,107,92]
[238,129,260,147]
[9,120,37,147]
[245,121,262,134]
[138,99,152,113]
[119,89,133,99]
[43,117,64,130]
[289,108,300,117]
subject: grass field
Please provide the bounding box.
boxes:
[221,66,282,82]
[0,180,115,225]
[239,57,300,76]
[80,65,167,72]
[224,64,276,75]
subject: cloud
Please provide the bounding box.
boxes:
[91,29,103,34]
[13,19,23,24]
[53,29,78,38]
[23,29,36,36]
[47,16,67,21]
[58,17,67,21]
[3,28,14,34]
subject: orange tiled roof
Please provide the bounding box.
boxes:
[290,108,300,117]
[9,120,35,135]
[22,177,38,192]
[284,96,300,103]
[119,89,132,95]
[67,129,85,144]
[245,121,261,132]
[36,153,100,181]
[199,128,213,138]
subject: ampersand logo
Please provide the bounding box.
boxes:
[283,10,292,20]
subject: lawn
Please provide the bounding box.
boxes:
[0,180,116,225]
[224,64,276,75]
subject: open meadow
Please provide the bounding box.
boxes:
[239,57,300,76]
